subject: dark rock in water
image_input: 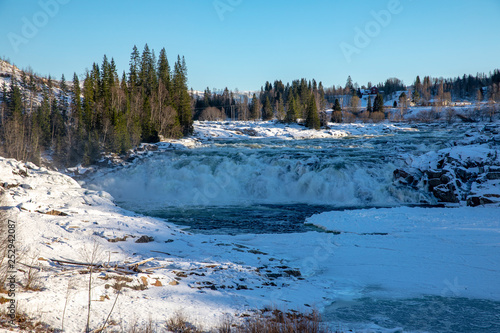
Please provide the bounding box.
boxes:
[437,158,445,169]
[455,167,476,182]
[427,178,442,191]
[486,172,500,180]
[426,170,444,179]
[467,196,495,207]
[394,169,410,179]
[440,173,452,184]
[145,144,158,151]
[135,235,154,243]
[432,184,458,203]
[242,128,258,136]
[393,169,416,187]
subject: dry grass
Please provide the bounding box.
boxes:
[20,255,44,291]
[0,306,57,332]
[165,312,203,333]
[166,312,203,333]
[235,309,333,333]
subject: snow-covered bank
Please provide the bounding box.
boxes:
[2,153,500,332]
[306,207,500,301]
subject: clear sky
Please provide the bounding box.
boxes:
[0,0,499,91]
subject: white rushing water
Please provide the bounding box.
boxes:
[87,127,456,233]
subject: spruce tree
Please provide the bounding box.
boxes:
[129,45,140,89]
[157,48,171,94]
[263,97,273,120]
[373,94,384,112]
[305,93,320,130]
[276,96,285,121]
[250,94,260,120]
[367,95,373,112]
[285,94,296,123]
[331,98,342,123]
[172,55,193,136]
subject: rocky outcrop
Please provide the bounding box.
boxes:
[394,126,500,207]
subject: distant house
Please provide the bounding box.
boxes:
[429,99,450,107]
[358,87,379,96]
[451,101,472,107]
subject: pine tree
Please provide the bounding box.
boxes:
[157,48,171,96]
[0,82,7,127]
[345,75,354,93]
[8,77,23,120]
[305,93,320,130]
[129,45,140,89]
[82,71,95,132]
[263,97,273,120]
[285,94,297,123]
[331,98,342,123]
[250,94,260,120]
[318,82,326,111]
[37,89,51,148]
[367,95,373,112]
[276,96,285,121]
[373,94,384,112]
[172,55,193,136]
[68,73,84,164]
[140,44,157,95]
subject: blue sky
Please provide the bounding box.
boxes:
[0,0,499,91]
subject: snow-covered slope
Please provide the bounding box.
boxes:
[0,59,68,110]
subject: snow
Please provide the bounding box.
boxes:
[1,120,500,332]
[193,120,417,141]
[306,207,500,300]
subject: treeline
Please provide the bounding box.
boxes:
[411,71,500,105]
[324,71,500,106]
[0,44,193,166]
[195,78,326,128]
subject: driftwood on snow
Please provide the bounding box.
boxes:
[49,257,158,275]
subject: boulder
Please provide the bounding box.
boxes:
[426,170,444,179]
[486,172,500,180]
[427,178,442,191]
[440,173,452,184]
[432,184,459,203]
[467,196,495,207]
[135,235,154,243]
[393,169,416,187]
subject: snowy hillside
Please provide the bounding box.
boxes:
[0,59,68,109]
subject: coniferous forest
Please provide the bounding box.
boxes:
[0,44,192,166]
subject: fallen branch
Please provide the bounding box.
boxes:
[49,257,158,275]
